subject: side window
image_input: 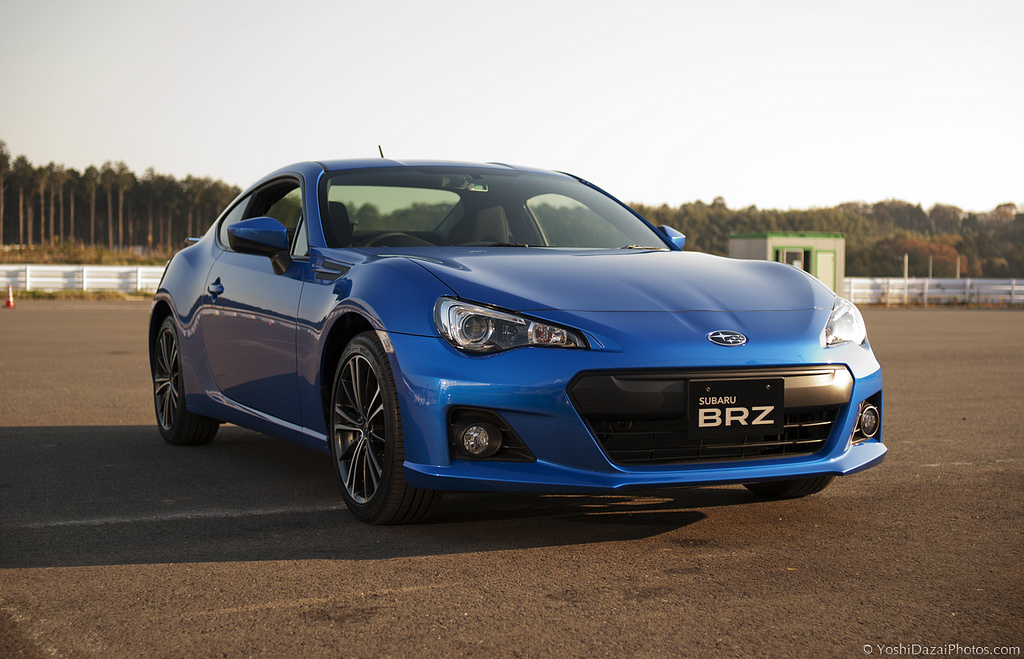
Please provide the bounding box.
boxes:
[222,179,306,255]
[253,183,302,251]
[218,196,251,248]
[264,187,303,237]
[292,216,309,258]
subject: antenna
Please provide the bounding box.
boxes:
[378,145,384,158]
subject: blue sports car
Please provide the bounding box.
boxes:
[150,159,884,524]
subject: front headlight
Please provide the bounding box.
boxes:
[434,298,587,354]
[824,297,867,347]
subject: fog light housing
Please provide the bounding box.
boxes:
[857,404,880,439]
[456,421,502,458]
[447,408,536,462]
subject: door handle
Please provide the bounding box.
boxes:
[208,279,224,296]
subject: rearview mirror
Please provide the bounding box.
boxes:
[659,225,686,249]
[227,217,293,274]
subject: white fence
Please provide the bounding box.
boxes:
[1,265,1022,306]
[0,264,166,294]
[845,277,1023,306]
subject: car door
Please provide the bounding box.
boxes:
[202,178,309,425]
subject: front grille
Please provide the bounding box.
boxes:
[590,406,841,465]
[569,366,852,466]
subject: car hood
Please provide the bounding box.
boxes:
[384,248,835,313]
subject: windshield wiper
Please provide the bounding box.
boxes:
[619,244,661,250]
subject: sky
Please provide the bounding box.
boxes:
[1,0,1021,213]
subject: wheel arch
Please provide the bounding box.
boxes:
[149,297,174,374]
[320,311,376,430]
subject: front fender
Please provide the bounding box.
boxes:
[296,252,457,436]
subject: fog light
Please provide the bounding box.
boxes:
[858,404,880,439]
[457,421,502,457]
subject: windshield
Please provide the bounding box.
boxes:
[321,167,665,249]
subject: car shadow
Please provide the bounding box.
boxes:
[1,425,764,569]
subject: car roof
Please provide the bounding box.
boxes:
[315,158,570,177]
[250,159,576,191]
[244,159,591,206]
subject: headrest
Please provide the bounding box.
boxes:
[326,201,354,247]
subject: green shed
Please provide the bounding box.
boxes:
[728,232,845,292]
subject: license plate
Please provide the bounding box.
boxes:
[688,378,784,439]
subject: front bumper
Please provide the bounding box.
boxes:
[386,314,885,493]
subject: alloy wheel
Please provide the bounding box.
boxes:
[332,353,387,504]
[154,325,181,432]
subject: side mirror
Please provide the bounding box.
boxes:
[227,217,293,274]
[659,225,686,249]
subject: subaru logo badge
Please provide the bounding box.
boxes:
[707,330,747,346]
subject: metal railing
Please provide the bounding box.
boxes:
[0,264,166,294]
[845,277,1023,306]
[1,264,1022,306]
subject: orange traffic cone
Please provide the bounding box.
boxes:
[4,285,15,309]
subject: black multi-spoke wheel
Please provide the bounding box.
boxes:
[333,350,386,504]
[153,316,219,446]
[330,332,442,524]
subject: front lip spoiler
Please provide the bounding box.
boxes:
[402,440,887,493]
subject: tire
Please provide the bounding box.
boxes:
[329,332,442,524]
[743,476,836,499]
[153,316,219,446]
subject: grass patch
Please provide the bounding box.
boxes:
[0,243,174,266]
[9,290,151,301]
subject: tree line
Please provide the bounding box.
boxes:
[0,141,241,255]
[636,197,1024,278]
[2,140,1021,276]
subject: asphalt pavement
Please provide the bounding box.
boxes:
[1,301,1021,658]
